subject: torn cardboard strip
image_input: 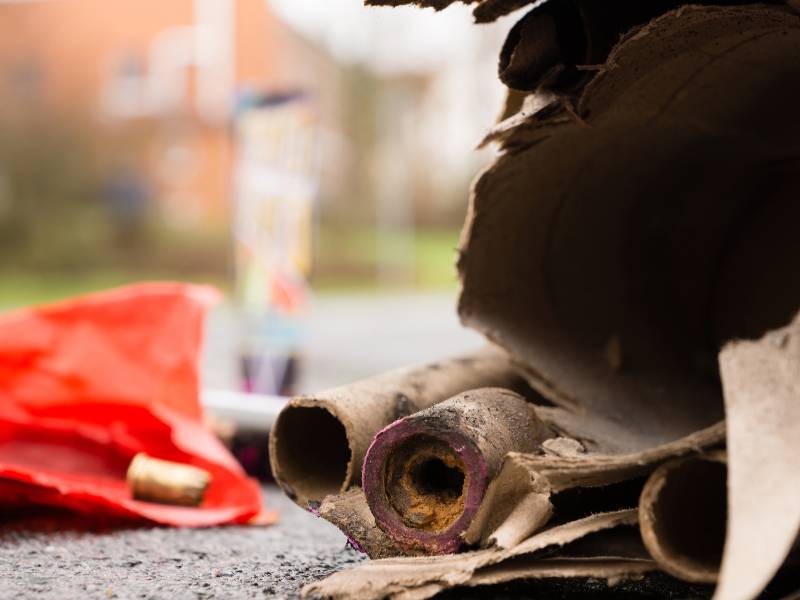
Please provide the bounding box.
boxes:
[320,374,722,558]
[269,347,524,507]
[318,488,407,559]
[303,509,645,600]
[715,314,800,600]
[361,388,553,554]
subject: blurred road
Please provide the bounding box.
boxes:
[203,291,486,394]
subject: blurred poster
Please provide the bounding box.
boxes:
[233,92,318,395]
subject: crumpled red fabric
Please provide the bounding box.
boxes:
[0,282,267,527]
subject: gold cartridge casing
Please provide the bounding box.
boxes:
[127,453,211,507]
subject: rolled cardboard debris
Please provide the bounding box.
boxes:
[302,509,649,600]
[361,388,553,554]
[316,422,719,564]
[716,313,800,600]
[269,347,525,507]
[459,4,800,457]
[317,3,800,599]
[463,421,725,549]
[639,451,727,584]
[467,10,800,595]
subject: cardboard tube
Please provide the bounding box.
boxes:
[717,316,800,600]
[639,452,727,583]
[269,347,524,507]
[362,388,552,554]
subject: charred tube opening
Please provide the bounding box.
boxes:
[363,388,551,555]
[364,422,487,555]
[385,436,468,532]
[412,457,466,500]
[639,454,727,583]
[270,405,351,506]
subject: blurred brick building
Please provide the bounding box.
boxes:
[0,0,344,230]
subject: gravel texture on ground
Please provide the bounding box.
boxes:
[2,483,794,599]
[0,486,364,600]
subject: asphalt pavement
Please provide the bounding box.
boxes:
[0,485,718,599]
[0,486,362,600]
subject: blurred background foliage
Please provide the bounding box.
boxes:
[0,0,507,308]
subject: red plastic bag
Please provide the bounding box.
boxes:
[0,282,267,527]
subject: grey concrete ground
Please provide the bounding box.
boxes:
[298,292,485,392]
[202,291,486,394]
[0,486,363,600]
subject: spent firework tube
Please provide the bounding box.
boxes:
[362,388,553,554]
[269,347,525,508]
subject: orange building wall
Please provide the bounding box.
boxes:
[0,0,291,227]
[0,0,194,113]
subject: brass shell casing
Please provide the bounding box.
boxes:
[127,453,211,507]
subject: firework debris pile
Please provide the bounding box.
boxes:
[269,1,800,598]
